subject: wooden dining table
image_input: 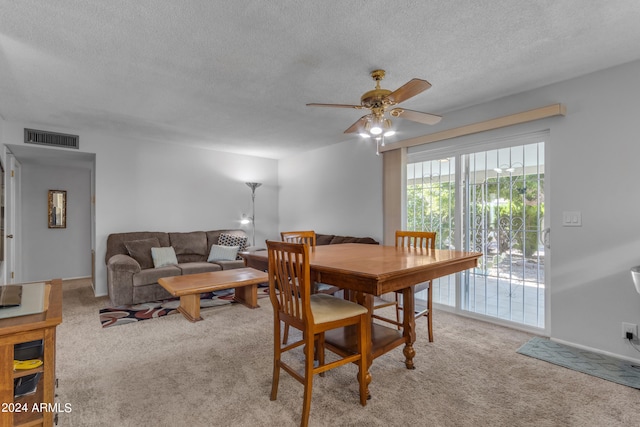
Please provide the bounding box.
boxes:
[242,243,482,374]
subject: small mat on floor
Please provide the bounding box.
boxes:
[99,288,269,328]
[517,336,640,389]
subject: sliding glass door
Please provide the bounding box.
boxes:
[406,133,547,330]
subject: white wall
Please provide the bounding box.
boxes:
[21,164,92,281]
[2,123,279,297]
[543,61,640,360]
[278,138,383,242]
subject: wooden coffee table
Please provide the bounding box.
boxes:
[158,267,268,322]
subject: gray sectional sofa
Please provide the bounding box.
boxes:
[105,229,250,306]
[105,229,379,306]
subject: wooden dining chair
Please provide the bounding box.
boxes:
[372,230,437,342]
[280,230,316,247]
[266,240,368,427]
[280,230,340,344]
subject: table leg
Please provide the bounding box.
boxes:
[233,284,259,308]
[178,294,202,322]
[356,292,373,399]
[402,286,416,369]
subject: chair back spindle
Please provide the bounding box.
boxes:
[395,230,436,250]
[268,241,312,325]
[280,230,316,247]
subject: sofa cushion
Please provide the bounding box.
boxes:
[124,238,161,269]
[212,260,246,270]
[151,247,178,268]
[207,245,239,262]
[177,262,222,275]
[132,265,181,287]
[169,231,208,259]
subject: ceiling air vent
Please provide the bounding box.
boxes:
[24,128,79,149]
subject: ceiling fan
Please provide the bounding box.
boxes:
[306,69,442,151]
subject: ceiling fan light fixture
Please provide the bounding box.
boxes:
[306,69,439,155]
[368,115,393,136]
[369,125,383,135]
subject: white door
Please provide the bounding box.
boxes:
[4,152,21,284]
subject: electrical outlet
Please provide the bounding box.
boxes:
[622,322,637,340]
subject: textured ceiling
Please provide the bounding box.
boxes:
[2,1,640,159]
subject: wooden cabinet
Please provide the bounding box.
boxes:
[0,279,62,427]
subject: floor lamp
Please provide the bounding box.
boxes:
[243,182,261,246]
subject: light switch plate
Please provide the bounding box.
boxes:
[562,211,582,227]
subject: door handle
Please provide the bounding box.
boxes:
[6,234,13,238]
[542,228,550,249]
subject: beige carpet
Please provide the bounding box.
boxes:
[55,279,638,426]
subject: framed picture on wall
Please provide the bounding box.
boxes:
[48,190,66,229]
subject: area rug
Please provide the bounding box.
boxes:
[99,288,270,328]
[517,336,640,389]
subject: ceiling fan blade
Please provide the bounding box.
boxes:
[306,103,364,109]
[344,116,369,133]
[386,79,432,104]
[390,108,442,125]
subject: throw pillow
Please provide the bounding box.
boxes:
[124,238,161,269]
[207,245,240,262]
[217,233,248,259]
[151,246,178,268]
